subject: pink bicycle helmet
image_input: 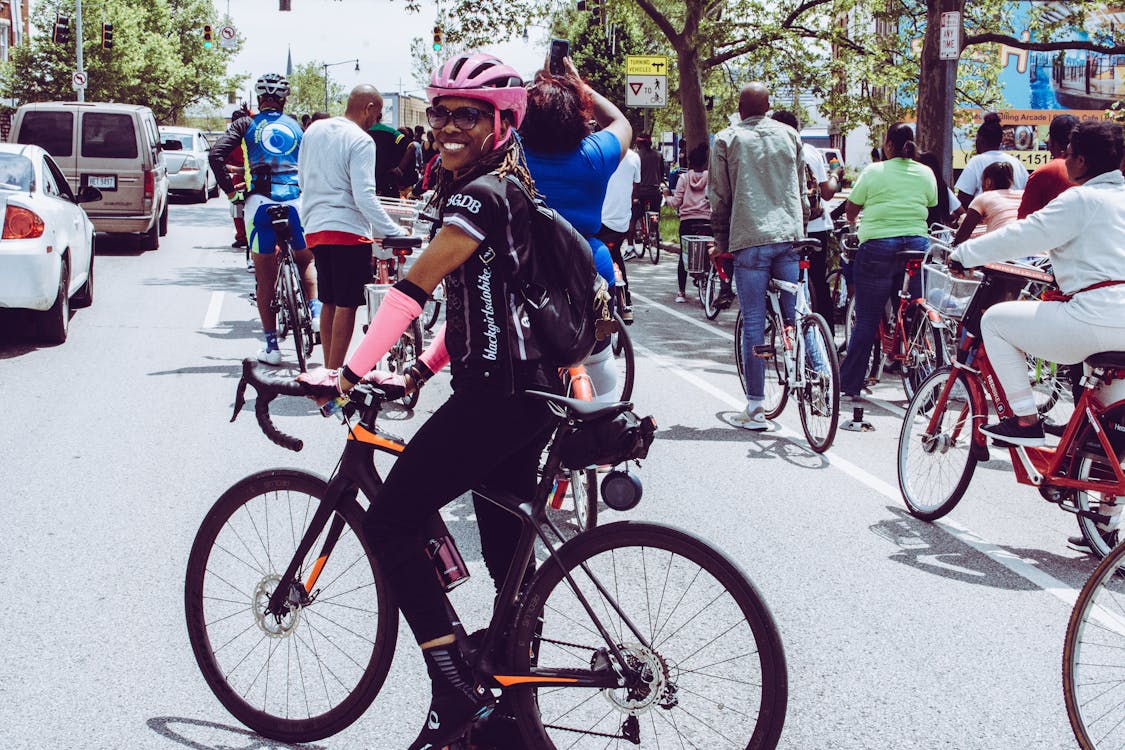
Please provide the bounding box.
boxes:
[427,53,527,150]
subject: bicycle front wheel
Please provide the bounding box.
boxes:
[184,470,398,743]
[506,521,788,750]
[1063,540,1125,749]
[610,312,635,402]
[797,313,840,453]
[897,367,979,520]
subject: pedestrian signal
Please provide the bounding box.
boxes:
[101,23,114,50]
[53,15,70,45]
[203,24,213,49]
[432,25,443,52]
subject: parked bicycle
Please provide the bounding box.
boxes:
[184,360,789,748]
[734,239,841,452]
[265,204,315,372]
[897,259,1125,559]
[1063,538,1125,750]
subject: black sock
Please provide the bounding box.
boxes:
[407,643,495,750]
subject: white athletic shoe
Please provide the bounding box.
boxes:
[257,347,282,366]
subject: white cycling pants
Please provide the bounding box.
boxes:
[584,344,618,404]
[981,299,1125,416]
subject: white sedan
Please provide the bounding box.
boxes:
[159,126,218,203]
[0,143,100,343]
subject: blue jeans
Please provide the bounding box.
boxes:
[735,242,798,402]
[839,235,929,395]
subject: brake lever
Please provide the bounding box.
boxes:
[231,376,249,423]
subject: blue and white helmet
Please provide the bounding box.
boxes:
[254,73,290,99]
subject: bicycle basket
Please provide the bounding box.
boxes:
[559,411,657,469]
[681,235,713,275]
[922,263,982,320]
[364,282,394,325]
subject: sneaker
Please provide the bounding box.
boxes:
[257,347,282,366]
[842,392,865,405]
[730,406,769,431]
[622,246,637,261]
[620,306,634,323]
[980,417,1046,447]
[715,290,735,310]
[674,294,687,304]
[246,257,255,273]
[232,238,248,249]
[409,644,496,750]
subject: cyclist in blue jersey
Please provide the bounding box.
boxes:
[521,54,632,403]
[210,73,321,366]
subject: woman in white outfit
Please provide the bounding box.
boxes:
[950,121,1125,447]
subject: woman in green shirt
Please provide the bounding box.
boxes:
[840,123,937,399]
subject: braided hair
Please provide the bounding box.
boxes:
[432,135,537,213]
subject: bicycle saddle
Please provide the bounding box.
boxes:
[383,236,423,249]
[793,239,821,256]
[1086,351,1125,369]
[525,390,633,422]
[896,249,927,263]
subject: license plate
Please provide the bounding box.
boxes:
[87,175,116,190]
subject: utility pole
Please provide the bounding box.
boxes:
[75,0,84,102]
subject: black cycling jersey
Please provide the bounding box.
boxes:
[438,171,554,395]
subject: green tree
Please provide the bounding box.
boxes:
[2,0,243,123]
[286,60,346,117]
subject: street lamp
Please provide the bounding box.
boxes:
[322,58,360,112]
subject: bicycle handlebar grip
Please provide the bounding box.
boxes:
[254,394,304,452]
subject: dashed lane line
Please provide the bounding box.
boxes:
[203,291,224,329]
[630,306,1082,611]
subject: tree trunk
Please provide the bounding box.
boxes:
[677,44,708,152]
[915,0,964,184]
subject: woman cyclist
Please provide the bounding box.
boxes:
[840,122,937,401]
[950,120,1125,446]
[520,54,632,402]
[306,53,558,750]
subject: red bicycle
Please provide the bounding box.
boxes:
[897,260,1125,559]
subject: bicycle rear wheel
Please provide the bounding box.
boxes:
[386,320,423,409]
[1072,446,1125,560]
[897,367,979,520]
[900,306,943,400]
[649,230,661,264]
[506,521,787,750]
[797,313,840,453]
[279,262,310,372]
[570,468,598,531]
[609,312,635,403]
[1063,540,1125,749]
[289,262,316,371]
[702,267,722,320]
[184,469,398,743]
[734,311,789,419]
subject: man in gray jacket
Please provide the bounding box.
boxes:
[709,82,807,430]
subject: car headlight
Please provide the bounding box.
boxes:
[180,158,200,171]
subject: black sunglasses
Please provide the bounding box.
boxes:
[426,105,493,131]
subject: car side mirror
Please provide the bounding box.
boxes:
[76,185,103,203]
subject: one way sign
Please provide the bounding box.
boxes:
[625,75,666,108]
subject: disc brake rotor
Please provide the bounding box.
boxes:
[252,574,302,637]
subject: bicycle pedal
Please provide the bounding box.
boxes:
[753,345,775,359]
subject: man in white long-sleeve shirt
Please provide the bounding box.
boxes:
[298,85,408,368]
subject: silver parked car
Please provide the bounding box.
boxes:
[159,126,218,203]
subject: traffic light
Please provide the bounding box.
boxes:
[203,24,213,49]
[432,25,443,52]
[101,23,114,50]
[52,15,69,45]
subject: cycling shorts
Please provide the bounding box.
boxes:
[247,194,306,255]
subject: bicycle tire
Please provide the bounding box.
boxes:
[392,320,424,409]
[185,469,398,743]
[570,468,598,532]
[900,306,943,401]
[762,313,789,420]
[897,367,979,520]
[797,313,840,453]
[423,282,444,332]
[611,312,635,403]
[505,521,788,750]
[280,263,308,372]
[1072,447,1124,560]
[289,261,316,371]
[649,231,661,265]
[825,268,849,335]
[1063,539,1125,749]
[702,267,722,320]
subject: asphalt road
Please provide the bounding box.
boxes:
[0,196,1097,749]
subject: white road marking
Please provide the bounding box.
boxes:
[632,300,1083,608]
[203,291,224,329]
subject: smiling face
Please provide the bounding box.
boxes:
[432,95,501,174]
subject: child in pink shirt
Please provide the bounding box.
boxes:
[953,161,1024,244]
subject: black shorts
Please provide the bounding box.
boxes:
[312,244,372,308]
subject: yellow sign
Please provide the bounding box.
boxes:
[626,55,670,75]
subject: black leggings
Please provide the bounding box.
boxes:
[597,224,630,306]
[363,387,555,644]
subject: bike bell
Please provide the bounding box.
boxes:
[601,468,643,511]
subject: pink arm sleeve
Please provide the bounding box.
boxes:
[418,322,450,373]
[345,287,422,379]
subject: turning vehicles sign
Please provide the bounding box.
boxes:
[625,55,668,109]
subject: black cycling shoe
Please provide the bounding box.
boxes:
[980,417,1046,447]
[407,644,496,750]
[468,709,526,749]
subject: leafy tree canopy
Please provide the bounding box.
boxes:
[286,60,347,118]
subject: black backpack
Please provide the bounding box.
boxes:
[506,175,614,367]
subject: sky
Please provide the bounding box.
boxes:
[220,0,550,106]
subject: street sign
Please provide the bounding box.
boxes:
[626,75,667,108]
[626,55,669,76]
[939,12,961,60]
[219,25,237,49]
[72,70,88,90]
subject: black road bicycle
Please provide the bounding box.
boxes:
[266,204,315,372]
[185,360,788,748]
